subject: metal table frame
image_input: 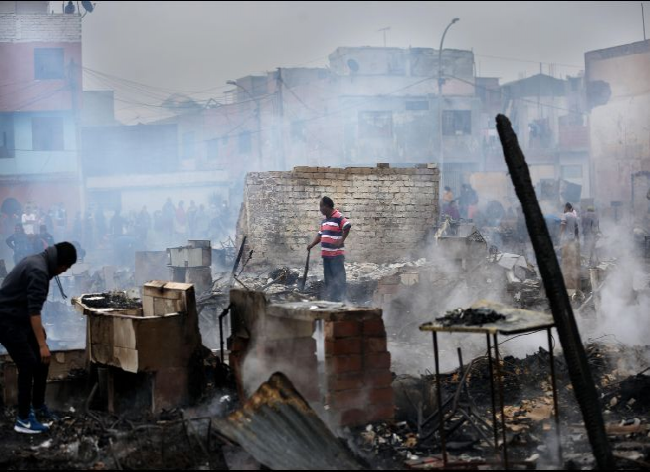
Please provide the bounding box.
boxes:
[420,309,562,469]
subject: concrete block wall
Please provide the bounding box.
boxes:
[237,164,440,266]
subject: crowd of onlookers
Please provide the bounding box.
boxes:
[1,198,237,269]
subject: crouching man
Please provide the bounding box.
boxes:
[0,242,77,433]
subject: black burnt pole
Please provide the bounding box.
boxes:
[496,114,614,469]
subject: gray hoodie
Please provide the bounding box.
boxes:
[0,246,58,327]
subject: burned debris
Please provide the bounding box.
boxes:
[0,160,649,471]
[435,307,506,327]
[213,372,365,470]
[79,292,142,310]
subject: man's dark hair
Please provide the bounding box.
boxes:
[321,196,334,209]
[444,186,451,192]
[55,242,77,266]
[565,202,573,211]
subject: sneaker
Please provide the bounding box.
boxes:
[34,404,59,422]
[14,412,49,434]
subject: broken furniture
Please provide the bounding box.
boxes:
[167,240,212,293]
[419,300,561,469]
[228,289,394,428]
[72,282,203,413]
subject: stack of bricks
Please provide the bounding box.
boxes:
[324,316,394,427]
[236,164,439,266]
[228,289,395,428]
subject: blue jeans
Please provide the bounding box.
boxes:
[322,256,346,302]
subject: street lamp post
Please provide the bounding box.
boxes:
[227,80,263,169]
[438,17,460,194]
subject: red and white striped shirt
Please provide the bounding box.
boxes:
[318,209,351,258]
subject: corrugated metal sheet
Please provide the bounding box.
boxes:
[213,373,364,470]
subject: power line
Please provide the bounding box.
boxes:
[474,52,582,69]
[84,68,276,114]
[278,76,322,115]
[12,84,68,112]
[82,66,233,97]
[0,80,49,104]
[448,74,588,116]
[83,69,178,103]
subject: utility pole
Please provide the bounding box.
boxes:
[641,2,646,41]
[275,68,285,170]
[378,27,390,47]
[438,18,459,193]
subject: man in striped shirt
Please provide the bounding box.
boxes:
[307,196,351,302]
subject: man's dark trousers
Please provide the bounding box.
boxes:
[0,321,49,418]
[323,255,346,302]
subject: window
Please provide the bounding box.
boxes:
[406,101,429,111]
[0,114,15,159]
[359,111,393,138]
[34,48,65,80]
[238,130,252,154]
[561,165,583,179]
[442,110,471,136]
[291,120,306,142]
[32,117,64,151]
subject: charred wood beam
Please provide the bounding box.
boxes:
[232,236,247,276]
[496,114,614,469]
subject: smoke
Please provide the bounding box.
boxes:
[239,325,321,403]
[191,392,237,419]
[576,218,650,358]
[381,231,516,375]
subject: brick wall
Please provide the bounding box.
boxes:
[324,318,394,426]
[0,14,81,42]
[237,164,440,266]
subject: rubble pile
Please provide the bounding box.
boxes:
[435,307,506,327]
[603,374,650,414]
[207,259,429,301]
[79,292,141,310]
[355,342,650,469]
[0,409,227,470]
